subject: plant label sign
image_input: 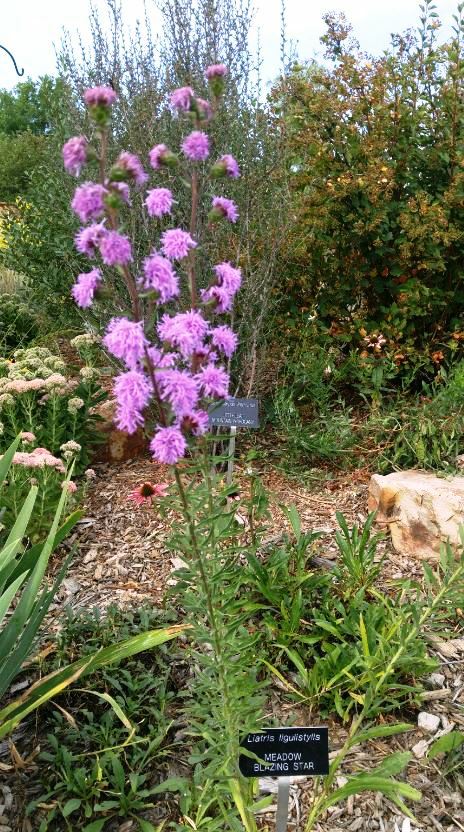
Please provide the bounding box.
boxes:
[208,397,259,428]
[239,727,329,778]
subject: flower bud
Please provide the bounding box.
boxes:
[205,64,228,98]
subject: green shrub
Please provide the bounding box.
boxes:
[275,5,464,392]
[0,291,42,352]
[371,359,464,471]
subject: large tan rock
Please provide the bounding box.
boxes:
[368,470,464,561]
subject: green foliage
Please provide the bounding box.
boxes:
[275,5,464,391]
[166,455,268,831]
[2,606,186,830]
[0,77,65,135]
[370,359,464,471]
[245,510,461,723]
[0,132,47,201]
[272,333,355,465]
[333,511,384,598]
[0,437,79,706]
[0,291,44,352]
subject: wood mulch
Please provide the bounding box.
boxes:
[1,454,463,831]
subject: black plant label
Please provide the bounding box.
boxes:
[239,727,329,778]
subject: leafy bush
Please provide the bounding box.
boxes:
[272,330,355,466]
[370,359,464,471]
[0,344,106,473]
[275,5,464,392]
[0,291,43,352]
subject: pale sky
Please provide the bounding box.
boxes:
[0,0,460,91]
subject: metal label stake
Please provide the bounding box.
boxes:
[275,777,291,832]
[226,425,237,485]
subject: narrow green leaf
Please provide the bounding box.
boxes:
[82,821,106,832]
[349,723,413,749]
[428,731,464,759]
[77,689,134,734]
[62,798,81,817]
[0,624,187,739]
[0,573,27,627]
[0,436,21,487]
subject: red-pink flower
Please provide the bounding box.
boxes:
[128,481,169,505]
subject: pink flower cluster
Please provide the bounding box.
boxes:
[8,448,66,473]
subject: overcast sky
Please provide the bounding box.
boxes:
[0,0,460,91]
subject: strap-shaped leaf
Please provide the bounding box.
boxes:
[0,436,21,488]
[0,487,37,571]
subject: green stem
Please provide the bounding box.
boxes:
[173,466,257,832]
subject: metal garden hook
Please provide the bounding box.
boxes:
[0,44,24,76]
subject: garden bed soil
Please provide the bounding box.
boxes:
[1,457,463,831]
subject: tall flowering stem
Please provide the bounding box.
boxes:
[64,71,259,828]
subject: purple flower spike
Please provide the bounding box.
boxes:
[221,154,240,178]
[170,86,194,112]
[212,196,239,223]
[71,182,107,223]
[149,144,168,170]
[84,86,117,107]
[150,426,187,464]
[103,318,148,369]
[180,409,210,436]
[145,188,173,218]
[201,285,234,313]
[71,268,102,308]
[142,252,179,303]
[63,136,88,176]
[182,131,210,162]
[161,228,197,260]
[215,262,242,294]
[114,370,152,434]
[158,310,209,358]
[100,231,132,266]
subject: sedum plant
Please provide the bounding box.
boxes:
[0,345,106,472]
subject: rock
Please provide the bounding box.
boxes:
[368,470,464,561]
[91,399,147,464]
[418,711,441,734]
[426,672,446,689]
[412,738,430,758]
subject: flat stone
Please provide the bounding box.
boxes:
[368,470,464,561]
[418,711,441,733]
[426,672,446,689]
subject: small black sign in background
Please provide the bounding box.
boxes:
[208,397,259,429]
[239,727,329,778]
